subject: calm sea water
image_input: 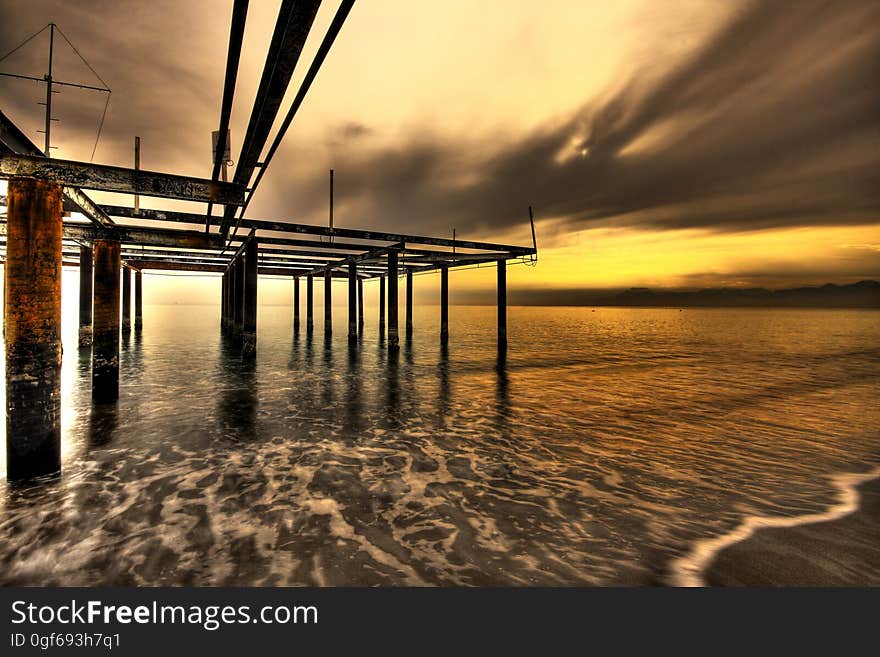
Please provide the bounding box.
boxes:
[1,295,878,585]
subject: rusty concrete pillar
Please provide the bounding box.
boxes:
[121,266,131,333]
[357,277,364,333]
[78,244,93,347]
[324,270,332,337]
[306,274,314,336]
[348,259,358,343]
[405,270,413,340]
[497,259,507,352]
[388,250,399,351]
[5,178,63,480]
[92,239,121,403]
[134,269,143,330]
[233,253,244,338]
[440,265,449,346]
[379,275,386,337]
[293,276,300,334]
[242,238,258,357]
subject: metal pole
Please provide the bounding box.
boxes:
[497,259,507,352]
[121,266,131,332]
[405,270,413,340]
[379,275,386,337]
[440,265,449,345]
[348,258,357,343]
[134,136,140,214]
[357,277,364,333]
[388,250,399,351]
[92,239,121,403]
[78,244,93,346]
[134,269,143,330]
[233,253,244,338]
[306,274,314,335]
[242,237,258,357]
[44,23,55,157]
[324,269,332,336]
[293,276,300,333]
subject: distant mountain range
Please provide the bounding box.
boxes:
[595,280,880,308]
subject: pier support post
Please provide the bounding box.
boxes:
[348,259,358,343]
[242,237,258,357]
[497,259,507,352]
[78,244,93,347]
[306,274,314,336]
[379,275,386,337]
[5,177,63,480]
[92,239,121,403]
[233,253,244,338]
[388,250,399,351]
[440,265,449,346]
[324,270,332,337]
[221,271,228,331]
[293,276,300,334]
[134,270,143,331]
[358,278,364,333]
[405,270,413,340]
[121,266,131,333]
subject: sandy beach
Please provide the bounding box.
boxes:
[705,476,880,586]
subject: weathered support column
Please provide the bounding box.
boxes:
[92,239,121,403]
[379,275,386,337]
[324,270,332,336]
[78,244,93,346]
[440,265,449,345]
[293,276,300,334]
[233,253,244,338]
[242,238,258,357]
[388,250,399,351]
[357,278,364,333]
[306,274,314,335]
[134,269,143,330]
[121,266,131,333]
[348,259,358,343]
[497,259,507,352]
[405,270,413,340]
[5,178,63,480]
[220,271,227,330]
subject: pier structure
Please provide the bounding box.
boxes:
[0,0,536,482]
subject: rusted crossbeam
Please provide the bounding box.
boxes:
[0,153,245,205]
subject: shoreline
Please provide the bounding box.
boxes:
[670,466,880,586]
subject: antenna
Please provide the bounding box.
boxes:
[329,168,334,233]
[0,21,111,158]
[134,136,141,214]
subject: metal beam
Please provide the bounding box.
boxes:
[221,0,321,235]
[0,221,224,248]
[0,153,246,205]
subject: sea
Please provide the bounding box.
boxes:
[1,288,878,585]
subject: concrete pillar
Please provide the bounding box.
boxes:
[78,244,93,347]
[121,266,131,332]
[388,250,399,351]
[324,270,332,337]
[134,269,143,330]
[348,259,358,343]
[405,270,413,340]
[233,254,244,337]
[497,259,507,352]
[92,239,121,403]
[440,265,449,345]
[293,276,300,333]
[357,278,364,333]
[5,178,63,480]
[306,274,314,335]
[379,275,386,337]
[242,238,258,357]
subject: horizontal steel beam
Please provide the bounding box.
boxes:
[0,221,224,248]
[125,259,355,278]
[0,153,246,205]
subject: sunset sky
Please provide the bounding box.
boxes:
[1,0,878,304]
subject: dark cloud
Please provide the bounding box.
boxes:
[268,0,880,238]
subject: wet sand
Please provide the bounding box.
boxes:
[705,477,880,586]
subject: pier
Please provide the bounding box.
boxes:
[0,1,536,482]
